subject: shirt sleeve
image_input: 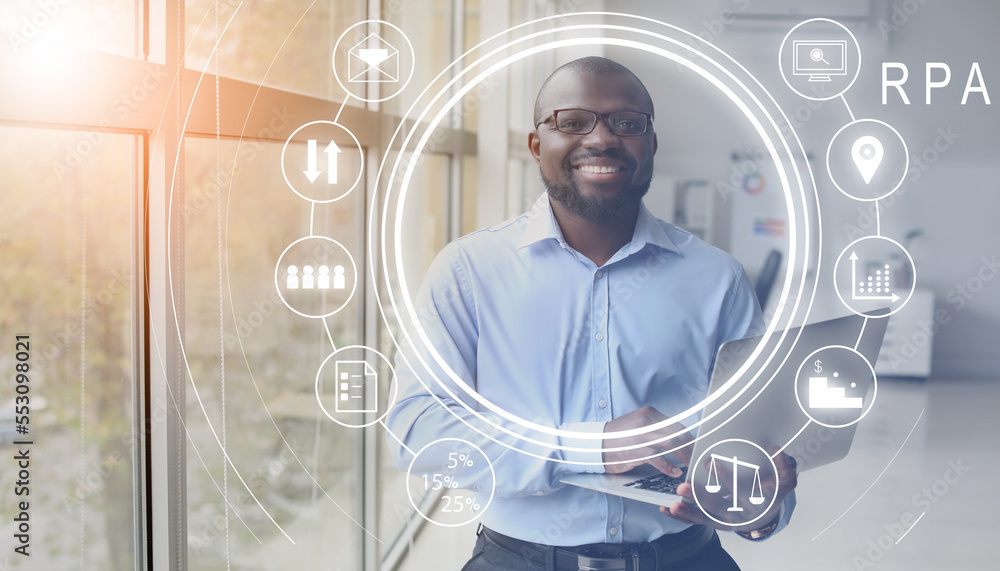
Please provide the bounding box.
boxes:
[385,244,604,499]
[717,262,766,347]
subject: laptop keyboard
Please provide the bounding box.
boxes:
[622,467,687,494]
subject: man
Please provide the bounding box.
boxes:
[388,56,797,570]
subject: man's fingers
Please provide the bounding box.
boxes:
[647,455,684,477]
[660,501,700,525]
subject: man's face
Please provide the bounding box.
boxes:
[529,71,657,223]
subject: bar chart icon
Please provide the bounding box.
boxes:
[850,252,899,303]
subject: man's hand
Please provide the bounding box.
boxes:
[602,406,694,477]
[660,448,798,534]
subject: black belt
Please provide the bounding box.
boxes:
[480,524,715,571]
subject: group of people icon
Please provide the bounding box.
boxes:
[286,264,346,290]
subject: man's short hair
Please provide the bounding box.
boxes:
[532,56,655,126]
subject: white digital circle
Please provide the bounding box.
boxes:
[778,18,862,101]
[794,345,877,428]
[281,121,364,203]
[315,345,398,429]
[690,439,778,527]
[406,438,495,527]
[827,119,909,202]
[275,236,357,318]
[333,20,415,103]
[372,13,818,459]
[834,235,916,317]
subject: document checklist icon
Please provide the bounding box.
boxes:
[335,360,377,413]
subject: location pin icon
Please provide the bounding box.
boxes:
[851,136,884,184]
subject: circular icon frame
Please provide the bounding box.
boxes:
[833,235,916,317]
[794,345,877,429]
[315,345,398,429]
[333,20,416,103]
[778,18,862,101]
[281,120,364,204]
[406,438,496,527]
[275,236,358,319]
[690,438,779,527]
[826,119,909,202]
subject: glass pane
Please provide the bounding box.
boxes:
[383,0,454,118]
[183,136,365,569]
[461,154,479,236]
[376,152,451,553]
[462,0,481,132]
[185,0,366,100]
[1,0,134,57]
[0,127,135,568]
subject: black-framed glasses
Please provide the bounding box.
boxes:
[536,109,652,136]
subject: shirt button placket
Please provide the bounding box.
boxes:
[592,269,612,423]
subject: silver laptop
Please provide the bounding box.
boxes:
[560,310,889,507]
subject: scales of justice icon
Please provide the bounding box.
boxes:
[704,454,766,512]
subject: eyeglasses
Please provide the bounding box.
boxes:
[536,109,652,136]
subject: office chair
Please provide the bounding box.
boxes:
[754,249,783,310]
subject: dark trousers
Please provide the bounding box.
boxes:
[461,528,741,571]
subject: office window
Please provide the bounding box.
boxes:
[182,136,366,568]
[461,0,482,133]
[185,0,366,101]
[1,1,487,568]
[2,0,135,57]
[0,127,136,569]
[376,151,451,541]
[383,0,453,118]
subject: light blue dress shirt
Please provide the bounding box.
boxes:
[387,193,794,545]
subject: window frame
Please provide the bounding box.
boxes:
[0,0,480,569]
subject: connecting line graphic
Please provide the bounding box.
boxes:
[855,316,869,351]
[875,200,882,236]
[895,511,926,544]
[840,94,857,122]
[811,408,925,540]
[772,420,812,459]
[381,419,415,457]
[323,317,338,352]
[334,93,351,125]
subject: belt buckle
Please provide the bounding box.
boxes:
[577,552,639,571]
[577,555,625,571]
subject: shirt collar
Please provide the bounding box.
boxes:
[516,193,680,256]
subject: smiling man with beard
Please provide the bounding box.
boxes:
[387,56,797,570]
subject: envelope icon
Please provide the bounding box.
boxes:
[348,33,399,83]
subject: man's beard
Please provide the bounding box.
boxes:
[541,155,652,224]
